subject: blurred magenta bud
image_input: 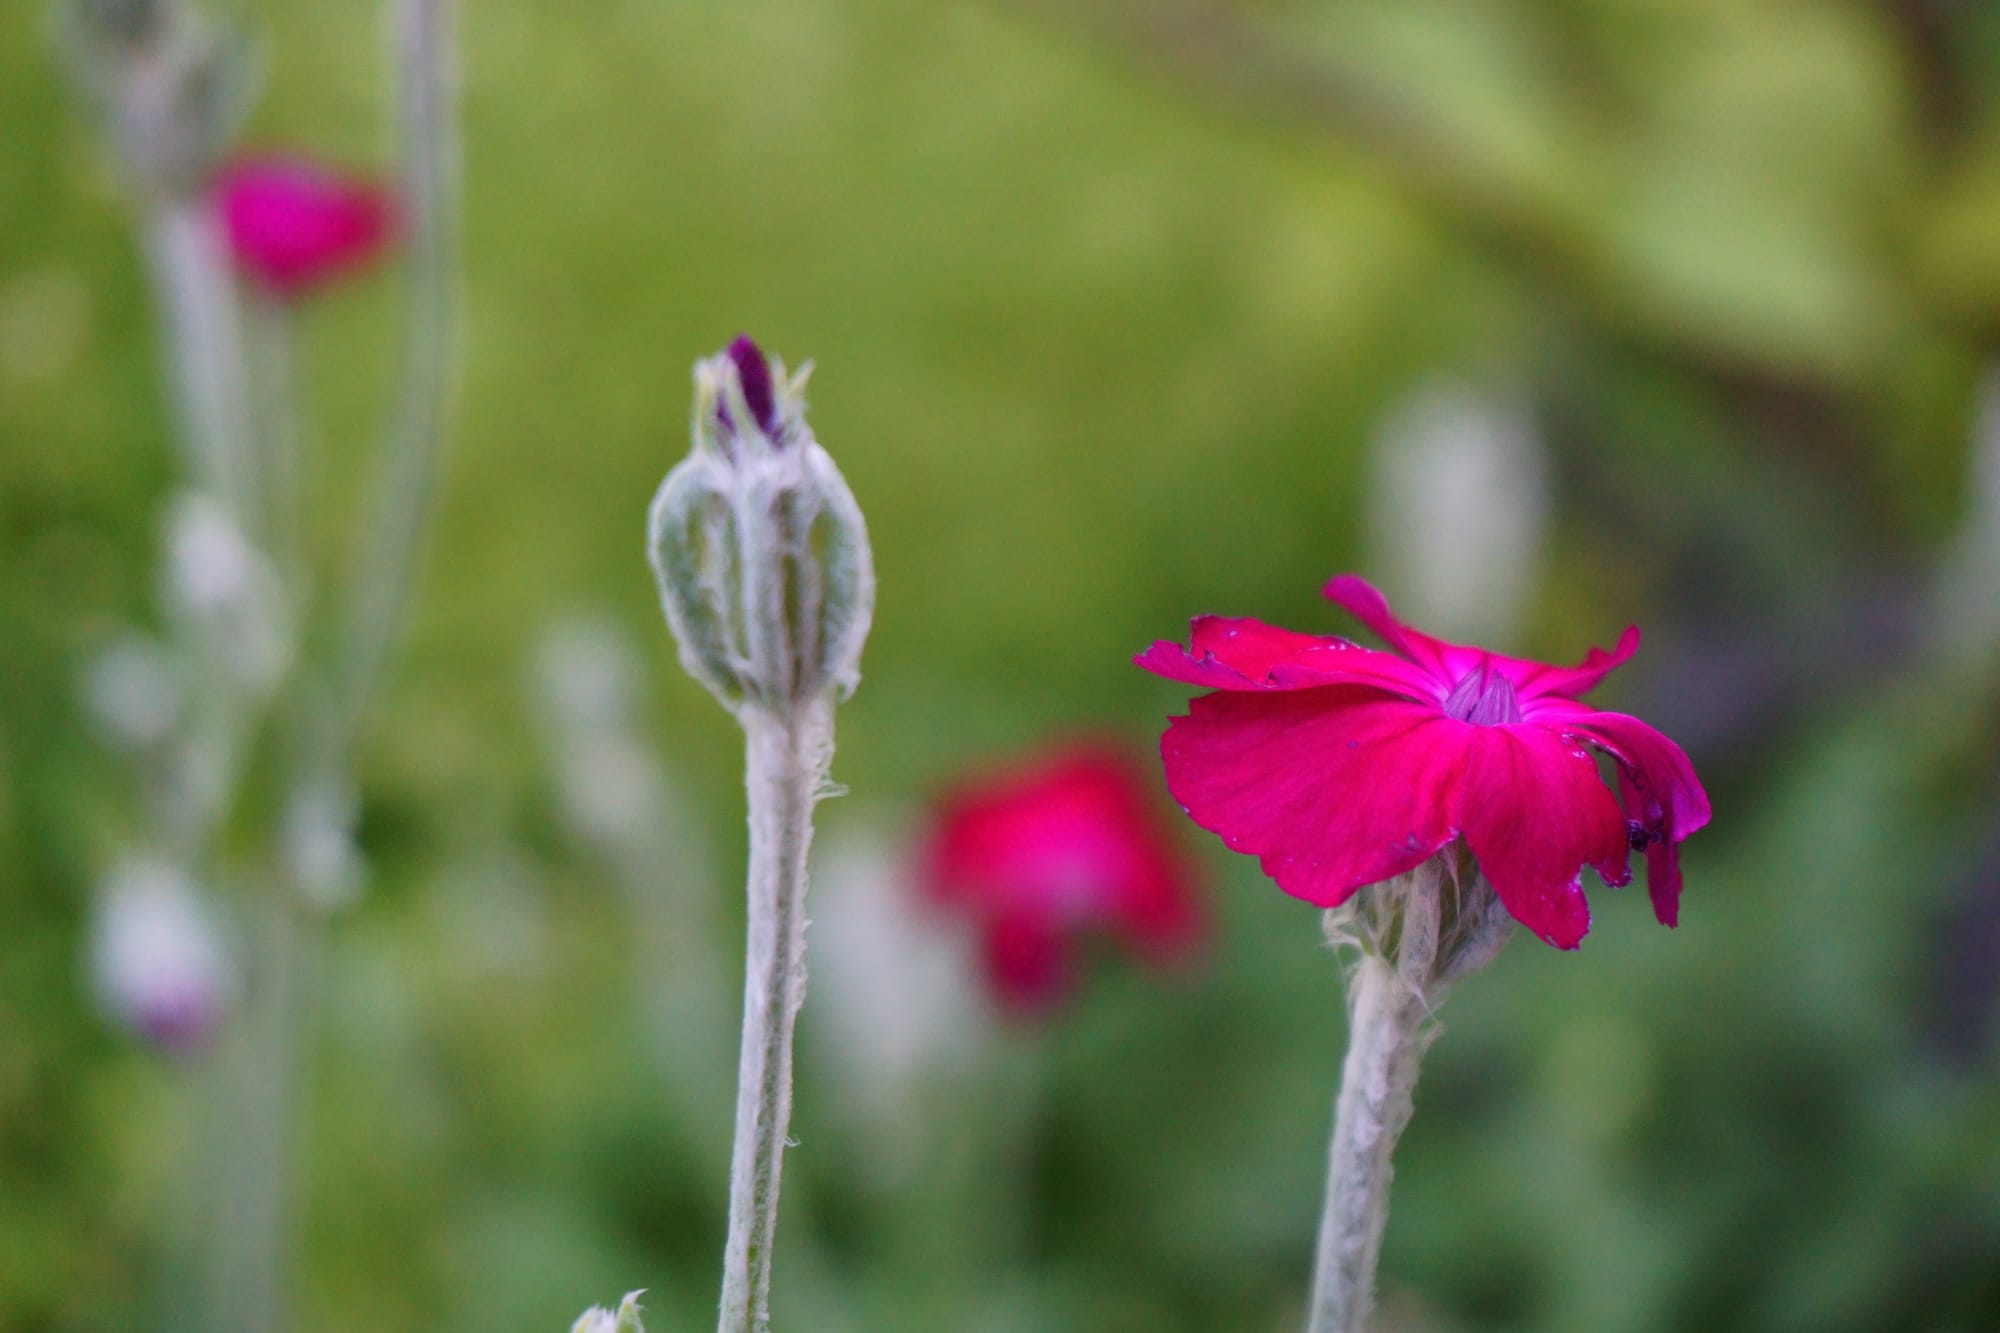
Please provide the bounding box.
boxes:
[89,858,235,1052]
[647,336,874,712]
[920,743,1206,1015]
[215,155,392,296]
[570,1291,646,1333]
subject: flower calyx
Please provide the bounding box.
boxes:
[63,0,258,200]
[647,336,874,717]
[1324,853,1515,999]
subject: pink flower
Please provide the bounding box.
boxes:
[215,155,392,296]
[920,744,1205,1012]
[1136,575,1710,949]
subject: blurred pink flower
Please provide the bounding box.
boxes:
[215,155,392,296]
[1137,574,1709,949]
[920,744,1204,1013]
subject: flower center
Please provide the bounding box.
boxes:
[1442,662,1522,725]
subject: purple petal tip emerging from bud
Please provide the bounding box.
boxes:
[726,334,778,436]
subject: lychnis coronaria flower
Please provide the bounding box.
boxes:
[920,744,1205,1011]
[1136,575,1708,949]
[215,155,392,296]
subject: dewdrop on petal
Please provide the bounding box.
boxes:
[89,857,235,1052]
[569,1291,645,1333]
[647,336,874,715]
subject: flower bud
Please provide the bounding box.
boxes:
[160,491,292,693]
[282,773,365,911]
[647,336,874,715]
[80,632,183,750]
[215,155,394,297]
[569,1291,645,1333]
[62,0,258,199]
[88,857,235,1052]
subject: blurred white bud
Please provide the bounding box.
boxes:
[282,775,365,911]
[88,857,234,1051]
[1367,380,1549,645]
[570,1290,645,1333]
[160,492,292,692]
[811,816,990,1165]
[79,632,182,749]
[537,616,639,734]
[533,617,669,851]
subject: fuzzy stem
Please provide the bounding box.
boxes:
[718,700,831,1333]
[209,889,323,1333]
[141,197,257,520]
[1306,952,1436,1333]
[331,0,457,742]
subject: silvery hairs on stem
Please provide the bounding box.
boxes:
[646,336,874,1333]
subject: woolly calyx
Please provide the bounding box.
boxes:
[1323,852,1514,998]
[62,0,258,199]
[647,336,874,715]
[570,1291,645,1333]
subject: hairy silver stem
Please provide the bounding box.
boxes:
[1307,861,1470,1333]
[331,0,457,743]
[142,197,256,526]
[1306,952,1436,1333]
[718,699,832,1333]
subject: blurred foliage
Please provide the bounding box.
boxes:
[3,0,1999,1330]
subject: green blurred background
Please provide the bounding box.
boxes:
[5,0,2000,1329]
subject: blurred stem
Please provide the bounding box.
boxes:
[210,890,324,1333]
[141,196,257,520]
[1307,953,1435,1333]
[246,292,309,603]
[331,0,457,745]
[719,701,832,1333]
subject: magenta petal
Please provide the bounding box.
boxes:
[1320,574,1451,675]
[1515,625,1641,701]
[1133,639,1268,690]
[1161,688,1469,908]
[982,910,1073,1013]
[216,156,391,295]
[1137,616,1441,699]
[1643,837,1684,927]
[1189,615,1336,677]
[1553,707,1711,840]
[1461,725,1630,949]
[1542,705,1709,926]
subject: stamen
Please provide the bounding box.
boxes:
[1441,662,1523,725]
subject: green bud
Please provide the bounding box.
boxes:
[647,337,875,717]
[569,1291,645,1333]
